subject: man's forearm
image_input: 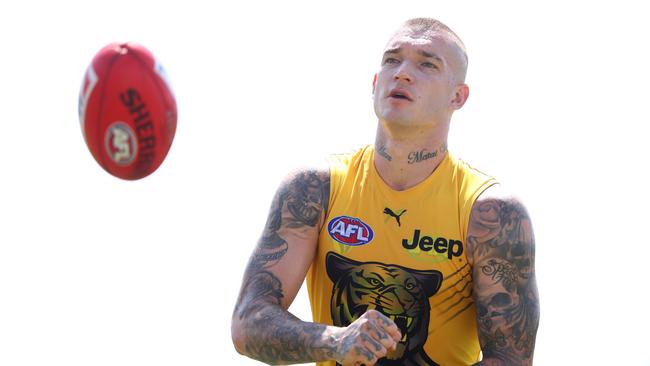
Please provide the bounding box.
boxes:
[234,303,339,365]
[231,168,335,363]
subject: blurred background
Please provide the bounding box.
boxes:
[1,0,648,364]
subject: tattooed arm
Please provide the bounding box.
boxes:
[467,185,540,366]
[231,167,401,365]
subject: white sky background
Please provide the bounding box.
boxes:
[1,0,649,365]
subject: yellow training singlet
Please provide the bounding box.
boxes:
[306,145,497,366]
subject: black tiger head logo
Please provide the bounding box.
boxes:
[326,252,442,364]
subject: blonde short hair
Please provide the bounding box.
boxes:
[399,18,468,83]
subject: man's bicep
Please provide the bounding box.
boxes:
[236,168,330,316]
[467,188,540,365]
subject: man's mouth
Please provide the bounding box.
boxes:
[388,89,413,101]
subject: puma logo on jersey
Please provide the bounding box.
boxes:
[383,207,407,227]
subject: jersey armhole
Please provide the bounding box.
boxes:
[461,178,499,245]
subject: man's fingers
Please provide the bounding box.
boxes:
[384,323,401,344]
[368,310,402,344]
[360,333,386,354]
[339,311,407,365]
[390,328,402,344]
[353,344,378,366]
[366,321,398,351]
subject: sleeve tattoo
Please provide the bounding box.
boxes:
[468,197,540,365]
[233,169,333,364]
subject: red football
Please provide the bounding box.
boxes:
[78,42,177,180]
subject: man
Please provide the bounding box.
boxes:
[232,18,539,366]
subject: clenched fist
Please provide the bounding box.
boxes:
[332,310,402,366]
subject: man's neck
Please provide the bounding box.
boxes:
[373,124,449,191]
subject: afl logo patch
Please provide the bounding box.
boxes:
[105,122,137,165]
[327,216,374,246]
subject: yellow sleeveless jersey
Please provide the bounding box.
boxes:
[306,145,497,366]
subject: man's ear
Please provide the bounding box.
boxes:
[451,84,469,110]
[372,73,378,95]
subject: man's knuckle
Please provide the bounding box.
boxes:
[360,321,372,332]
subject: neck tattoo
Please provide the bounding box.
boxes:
[407,144,447,164]
[377,145,392,162]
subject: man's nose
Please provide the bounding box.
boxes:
[393,63,413,83]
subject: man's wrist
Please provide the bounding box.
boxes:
[318,325,344,362]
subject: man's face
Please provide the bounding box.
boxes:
[373,30,466,128]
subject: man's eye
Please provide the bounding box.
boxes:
[422,62,437,69]
[383,58,399,65]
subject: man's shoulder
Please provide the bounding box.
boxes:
[328,145,372,167]
[449,153,496,184]
[471,184,531,230]
[467,184,533,260]
[284,161,330,183]
[277,165,330,204]
[473,183,528,207]
[283,145,370,180]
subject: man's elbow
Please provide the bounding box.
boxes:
[231,315,247,356]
